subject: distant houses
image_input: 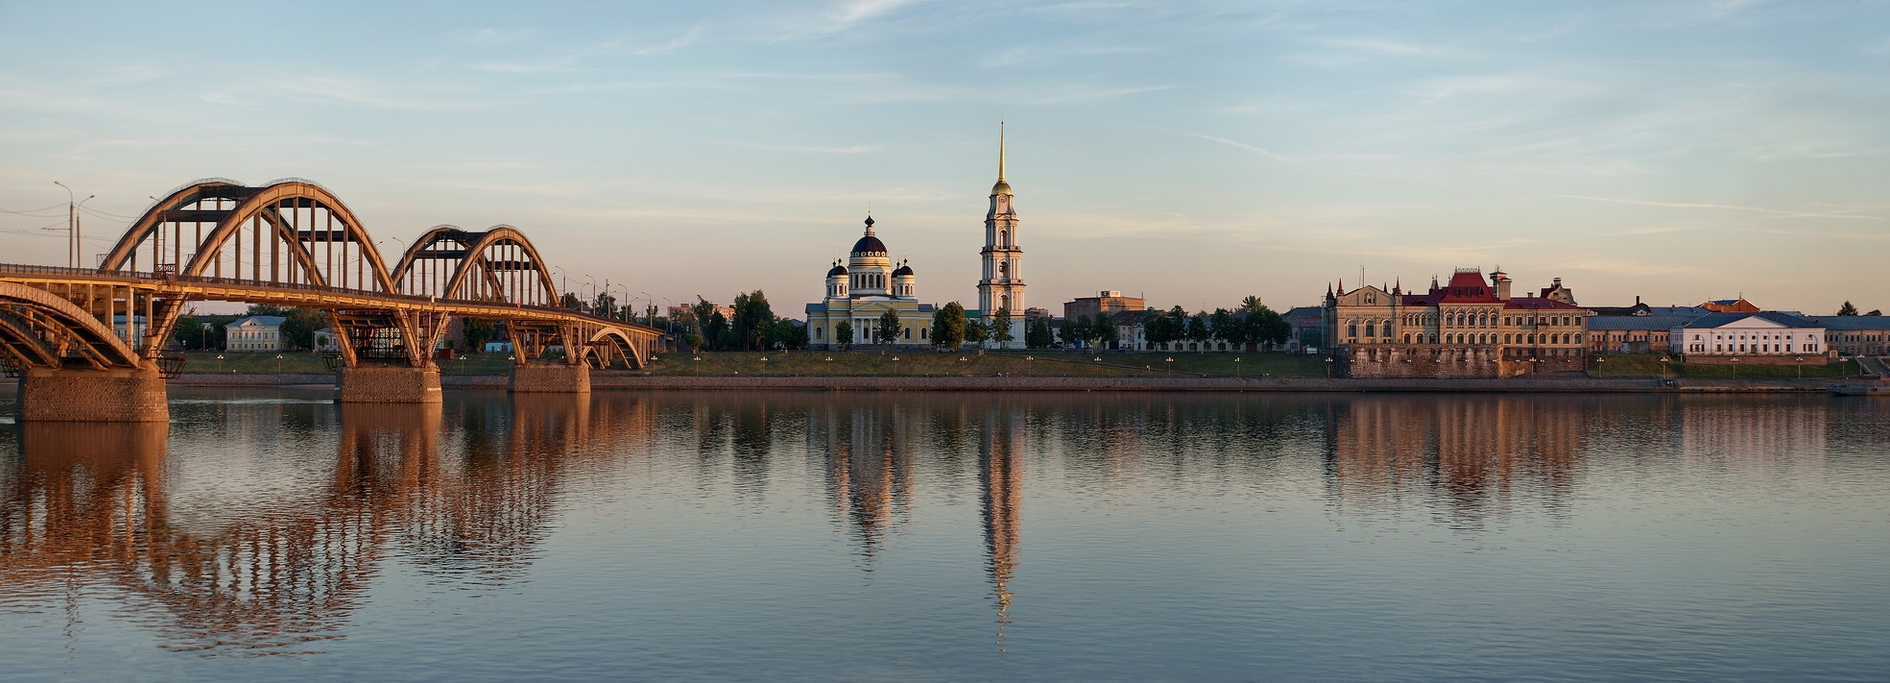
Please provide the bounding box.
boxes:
[224,316,286,352]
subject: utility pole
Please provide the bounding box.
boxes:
[53,181,93,269]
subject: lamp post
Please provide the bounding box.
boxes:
[1025,355,1034,375]
[1730,356,1739,379]
[553,266,569,302]
[1324,356,1334,378]
[1235,356,1242,379]
[52,181,94,269]
[1166,357,1174,374]
[1660,355,1671,380]
[1795,356,1804,380]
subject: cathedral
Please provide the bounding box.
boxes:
[805,127,1024,350]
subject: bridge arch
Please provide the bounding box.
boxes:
[0,282,142,370]
[579,326,648,370]
[391,225,558,307]
[101,179,400,294]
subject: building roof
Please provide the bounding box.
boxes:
[1587,316,1701,331]
[891,264,913,277]
[1808,315,1890,331]
[1681,311,1821,329]
[227,315,286,328]
[1503,297,1583,310]
[851,234,887,255]
[827,263,848,277]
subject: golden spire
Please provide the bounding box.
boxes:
[991,122,1013,197]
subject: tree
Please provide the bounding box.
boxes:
[1247,307,1291,348]
[690,298,716,334]
[243,304,323,350]
[169,316,206,350]
[1092,312,1116,350]
[560,292,583,309]
[1144,307,1175,348]
[592,291,618,319]
[1838,301,1860,316]
[1026,316,1054,348]
[1186,312,1211,351]
[1211,308,1238,349]
[1072,315,1094,350]
[932,302,968,350]
[966,319,989,346]
[834,320,854,350]
[462,318,501,352]
[991,307,1014,349]
[770,318,807,349]
[731,290,776,351]
[1239,295,1266,314]
[705,308,730,351]
[1057,317,1077,347]
[1870,310,1884,317]
[876,308,902,346]
[685,333,706,354]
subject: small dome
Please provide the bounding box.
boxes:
[991,178,1013,196]
[827,264,848,277]
[892,264,913,277]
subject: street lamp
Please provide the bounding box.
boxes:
[1025,355,1034,374]
[1660,355,1671,380]
[1324,356,1334,378]
[52,181,94,269]
[1235,356,1242,379]
[1165,357,1174,374]
[1729,356,1739,379]
[1795,356,1804,380]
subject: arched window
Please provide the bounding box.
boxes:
[1366,323,1376,338]
[999,230,1008,247]
[1404,334,1411,343]
[999,262,1009,279]
[815,327,823,339]
[1348,322,1358,337]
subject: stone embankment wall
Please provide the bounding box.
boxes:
[1335,345,1585,379]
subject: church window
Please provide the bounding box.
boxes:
[815,328,823,339]
[1348,322,1357,337]
[1404,334,1411,343]
[999,230,1008,247]
[1365,323,1375,337]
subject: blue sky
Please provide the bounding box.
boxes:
[3,1,1886,315]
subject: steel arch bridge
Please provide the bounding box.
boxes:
[1,179,663,418]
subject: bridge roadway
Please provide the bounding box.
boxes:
[0,178,666,422]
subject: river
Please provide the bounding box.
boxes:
[2,389,1886,682]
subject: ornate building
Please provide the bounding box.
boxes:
[976,126,1027,349]
[805,217,936,349]
[1323,267,1590,378]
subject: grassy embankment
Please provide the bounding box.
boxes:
[1587,353,1861,379]
[171,350,1329,378]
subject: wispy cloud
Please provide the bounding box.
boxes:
[1182,133,1286,160]
[1547,194,1887,221]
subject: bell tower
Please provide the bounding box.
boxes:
[977,124,1026,348]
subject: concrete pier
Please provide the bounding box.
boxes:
[509,363,591,393]
[15,366,169,422]
[335,365,443,403]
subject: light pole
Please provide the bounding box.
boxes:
[1730,356,1739,379]
[583,275,597,313]
[1660,355,1671,380]
[1235,356,1242,379]
[1324,356,1334,378]
[1026,355,1034,374]
[52,181,93,269]
[554,266,569,302]
[1795,356,1804,380]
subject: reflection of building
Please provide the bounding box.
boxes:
[1323,268,1590,377]
[980,408,1025,643]
[1679,401,1827,472]
[1323,397,1584,521]
[808,403,913,553]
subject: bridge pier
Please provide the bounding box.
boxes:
[509,363,591,393]
[335,366,443,403]
[16,366,169,422]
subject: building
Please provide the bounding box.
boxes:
[1322,267,1589,378]
[1063,291,1146,322]
[225,315,286,352]
[1283,306,1324,352]
[312,327,341,351]
[976,126,1027,349]
[1809,316,1890,357]
[804,217,936,349]
[1702,297,1761,313]
[1672,311,1826,364]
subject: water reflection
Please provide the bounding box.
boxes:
[2,391,1883,673]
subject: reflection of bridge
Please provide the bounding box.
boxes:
[0,179,663,421]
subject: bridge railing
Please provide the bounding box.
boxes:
[0,262,661,333]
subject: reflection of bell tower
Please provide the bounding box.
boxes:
[977,124,1026,348]
[980,408,1025,646]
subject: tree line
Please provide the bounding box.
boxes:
[678,290,808,353]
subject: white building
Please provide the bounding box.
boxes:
[1673,311,1824,358]
[804,217,936,349]
[975,126,1027,349]
[226,315,287,352]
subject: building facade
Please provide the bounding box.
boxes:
[1323,268,1589,378]
[976,127,1027,349]
[1673,311,1826,364]
[1063,291,1146,322]
[225,315,286,352]
[805,217,936,349]
[1812,316,1890,356]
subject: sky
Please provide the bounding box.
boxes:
[2,0,1886,316]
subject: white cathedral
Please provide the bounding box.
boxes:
[805,128,1027,350]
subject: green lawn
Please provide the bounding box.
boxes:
[1587,353,1860,379]
[167,349,1330,378]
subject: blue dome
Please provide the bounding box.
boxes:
[851,235,888,255]
[892,265,913,277]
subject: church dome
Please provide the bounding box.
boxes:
[827,263,848,277]
[892,264,913,277]
[851,216,888,255]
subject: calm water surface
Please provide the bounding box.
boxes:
[1,389,1886,682]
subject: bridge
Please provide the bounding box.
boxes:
[1,178,665,422]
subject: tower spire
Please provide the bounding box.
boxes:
[991,122,1013,196]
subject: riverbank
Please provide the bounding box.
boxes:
[94,372,1858,393]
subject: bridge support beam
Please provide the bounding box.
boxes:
[16,366,168,422]
[335,366,442,403]
[509,363,591,393]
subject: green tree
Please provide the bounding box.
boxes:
[876,309,902,346]
[1239,295,1266,314]
[169,316,205,350]
[1870,309,1884,316]
[690,298,716,334]
[1092,312,1116,350]
[685,333,706,354]
[770,318,807,349]
[932,302,968,350]
[1057,317,1077,347]
[1072,315,1094,350]
[243,304,323,350]
[1144,307,1175,348]
[834,320,854,350]
[1186,312,1211,351]
[1838,301,1860,316]
[1026,316,1054,348]
[462,318,501,352]
[1247,307,1291,348]
[966,319,989,346]
[1210,308,1238,349]
[560,292,583,309]
[705,308,730,350]
[592,291,618,318]
[991,307,1014,348]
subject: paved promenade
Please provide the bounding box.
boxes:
[85,372,1851,393]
